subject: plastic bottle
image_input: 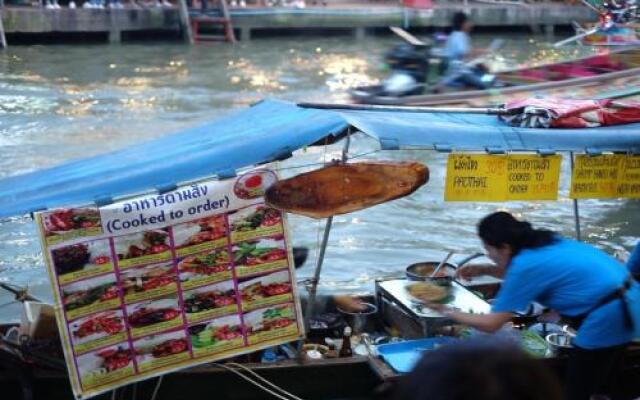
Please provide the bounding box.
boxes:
[339,326,353,358]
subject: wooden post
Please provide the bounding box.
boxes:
[178,0,194,44]
[219,0,236,42]
[0,2,7,49]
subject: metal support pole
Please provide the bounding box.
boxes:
[570,152,582,241]
[303,216,333,333]
[302,128,352,334]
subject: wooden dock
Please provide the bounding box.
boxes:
[1,2,597,43]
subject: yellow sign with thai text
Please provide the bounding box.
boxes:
[506,154,562,201]
[445,154,507,201]
[570,155,623,199]
[616,155,640,199]
[445,153,561,202]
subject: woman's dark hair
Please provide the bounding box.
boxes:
[478,211,557,254]
[451,11,468,31]
[394,338,563,400]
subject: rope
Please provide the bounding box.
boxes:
[226,363,305,400]
[150,376,163,400]
[0,300,18,309]
[212,363,306,400]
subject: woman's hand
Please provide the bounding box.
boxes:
[423,302,456,317]
[334,295,367,313]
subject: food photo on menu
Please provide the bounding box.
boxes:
[61,274,120,319]
[133,329,190,371]
[70,310,126,349]
[233,170,277,200]
[172,215,227,254]
[239,270,293,311]
[233,236,289,277]
[178,248,231,289]
[243,304,297,344]
[114,229,172,267]
[229,205,283,242]
[42,208,102,238]
[126,296,182,338]
[183,280,238,323]
[51,239,113,284]
[77,343,134,388]
[188,314,244,355]
[120,262,178,301]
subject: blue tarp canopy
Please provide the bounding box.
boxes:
[338,109,640,153]
[1,98,640,218]
[0,100,347,219]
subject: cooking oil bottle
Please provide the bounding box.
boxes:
[339,326,353,358]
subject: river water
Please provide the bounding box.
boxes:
[0,34,638,320]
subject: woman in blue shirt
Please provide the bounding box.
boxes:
[428,211,639,400]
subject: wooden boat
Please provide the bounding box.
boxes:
[580,23,640,46]
[349,46,640,106]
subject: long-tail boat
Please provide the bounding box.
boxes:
[349,46,640,106]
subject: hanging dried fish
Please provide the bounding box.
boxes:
[265,161,429,219]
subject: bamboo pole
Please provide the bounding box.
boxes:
[178,0,194,44]
[298,102,514,115]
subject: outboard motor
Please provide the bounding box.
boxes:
[381,43,431,96]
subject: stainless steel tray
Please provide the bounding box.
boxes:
[376,278,491,338]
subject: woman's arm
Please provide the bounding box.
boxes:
[456,263,505,280]
[428,303,513,333]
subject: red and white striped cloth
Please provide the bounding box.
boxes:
[498,98,640,128]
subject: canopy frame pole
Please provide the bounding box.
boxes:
[570,151,582,241]
[302,128,352,335]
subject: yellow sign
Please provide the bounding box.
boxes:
[445,154,507,202]
[570,155,622,199]
[506,155,562,201]
[617,155,640,199]
[445,153,562,202]
[569,154,640,199]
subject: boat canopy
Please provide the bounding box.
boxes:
[1,98,640,219]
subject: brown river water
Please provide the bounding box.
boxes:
[0,34,638,321]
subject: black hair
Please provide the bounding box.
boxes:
[451,11,469,31]
[394,338,563,400]
[478,211,557,255]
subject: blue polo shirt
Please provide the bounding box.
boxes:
[628,243,640,276]
[492,237,640,349]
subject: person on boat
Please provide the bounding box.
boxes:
[440,12,494,90]
[627,242,640,281]
[428,211,640,400]
[394,337,563,400]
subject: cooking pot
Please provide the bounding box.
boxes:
[337,302,378,335]
[405,253,485,285]
[545,332,573,356]
[405,262,456,285]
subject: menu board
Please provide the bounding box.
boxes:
[445,153,561,202]
[35,169,304,400]
[570,154,640,199]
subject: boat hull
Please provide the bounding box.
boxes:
[351,47,640,106]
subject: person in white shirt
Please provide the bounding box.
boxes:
[441,12,493,89]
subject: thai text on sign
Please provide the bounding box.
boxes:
[570,154,640,199]
[445,153,562,202]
